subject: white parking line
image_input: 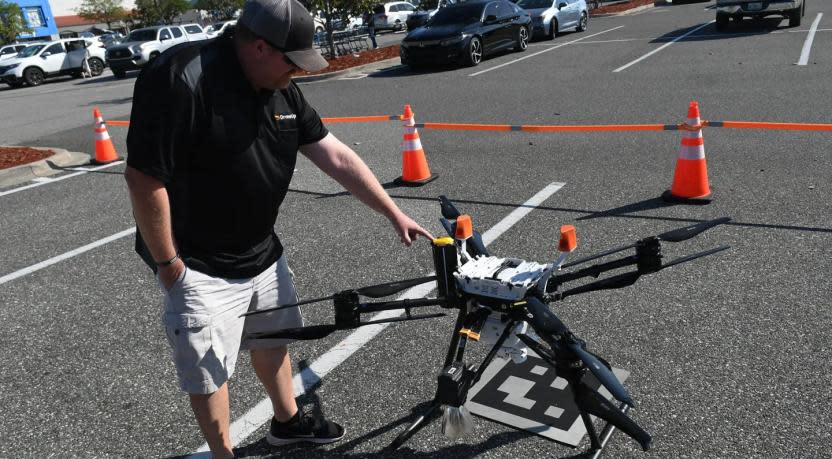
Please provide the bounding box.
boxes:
[613,21,713,72]
[796,13,823,65]
[468,26,623,77]
[0,160,124,197]
[0,227,136,286]
[188,181,566,457]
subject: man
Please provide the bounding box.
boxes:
[124,0,433,457]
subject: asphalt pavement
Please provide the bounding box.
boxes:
[1,2,831,458]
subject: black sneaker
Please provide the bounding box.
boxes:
[267,410,345,446]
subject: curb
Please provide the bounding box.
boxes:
[0,147,92,188]
[294,56,402,82]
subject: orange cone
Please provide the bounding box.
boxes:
[394,104,437,186]
[92,107,121,165]
[662,101,711,204]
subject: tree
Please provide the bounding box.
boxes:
[134,0,192,25]
[194,0,244,21]
[76,0,127,29]
[0,0,31,44]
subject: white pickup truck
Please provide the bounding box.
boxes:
[715,0,805,31]
[105,25,191,78]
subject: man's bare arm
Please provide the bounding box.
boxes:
[299,133,433,245]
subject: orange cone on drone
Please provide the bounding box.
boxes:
[662,101,712,204]
[92,107,121,165]
[395,104,437,186]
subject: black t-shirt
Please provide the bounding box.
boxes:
[126,35,328,279]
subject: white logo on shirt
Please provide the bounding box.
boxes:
[275,113,297,121]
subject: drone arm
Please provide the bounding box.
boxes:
[548,255,638,292]
[357,297,447,313]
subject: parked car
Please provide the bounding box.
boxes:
[400,0,532,67]
[715,0,804,31]
[406,0,458,31]
[0,43,31,61]
[374,1,418,31]
[516,0,587,39]
[205,20,237,38]
[105,26,190,78]
[182,23,209,41]
[0,39,106,87]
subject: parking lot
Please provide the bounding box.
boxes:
[1,2,831,458]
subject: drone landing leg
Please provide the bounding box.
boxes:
[388,319,518,450]
[588,402,631,459]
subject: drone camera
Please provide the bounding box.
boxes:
[437,362,475,407]
[454,215,473,240]
[559,225,577,252]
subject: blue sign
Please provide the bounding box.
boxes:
[9,0,58,40]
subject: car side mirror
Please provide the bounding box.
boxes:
[484,14,497,23]
[558,2,567,9]
[41,52,51,57]
[161,36,169,41]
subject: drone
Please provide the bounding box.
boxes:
[244,196,731,456]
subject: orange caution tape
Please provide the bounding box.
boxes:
[107,120,130,126]
[321,115,402,123]
[717,121,832,131]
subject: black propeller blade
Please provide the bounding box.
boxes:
[661,245,730,269]
[242,276,437,317]
[573,381,652,451]
[246,313,447,340]
[562,217,731,268]
[560,245,730,300]
[658,217,732,243]
[439,217,456,238]
[356,275,437,298]
[438,195,461,219]
[523,297,634,406]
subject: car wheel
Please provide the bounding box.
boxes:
[113,70,127,79]
[88,57,104,76]
[315,26,324,34]
[466,36,482,66]
[516,26,529,52]
[549,18,558,40]
[715,12,730,31]
[394,20,403,31]
[149,52,160,62]
[23,67,45,86]
[789,6,802,27]
[576,12,588,32]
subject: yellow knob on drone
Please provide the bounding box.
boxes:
[433,237,454,246]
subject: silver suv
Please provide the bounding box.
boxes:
[715,0,805,31]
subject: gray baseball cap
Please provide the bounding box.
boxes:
[238,0,329,72]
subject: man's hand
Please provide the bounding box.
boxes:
[389,211,434,246]
[158,258,186,291]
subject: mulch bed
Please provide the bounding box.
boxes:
[593,0,655,15]
[296,44,401,76]
[0,147,54,170]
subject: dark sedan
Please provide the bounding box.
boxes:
[400,0,532,67]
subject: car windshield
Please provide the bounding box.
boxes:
[212,23,225,30]
[516,0,552,8]
[428,4,484,25]
[126,29,158,42]
[17,44,46,58]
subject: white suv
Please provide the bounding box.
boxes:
[105,25,190,78]
[0,39,106,87]
[373,1,418,31]
[0,43,31,61]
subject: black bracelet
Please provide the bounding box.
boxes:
[155,253,180,267]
